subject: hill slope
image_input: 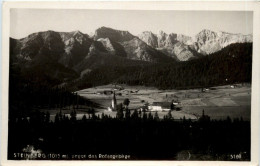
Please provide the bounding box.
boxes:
[71,43,252,90]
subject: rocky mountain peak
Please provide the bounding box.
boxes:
[72,30,88,38]
[138,31,158,48]
[176,34,193,45]
[73,30,84,35]
[158,30,167,36]
[94,26,135,42]
[195,29,218,43]
[199,29,216,34]
[194,29,253,54]
[157,30,168,48]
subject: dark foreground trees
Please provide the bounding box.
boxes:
[8,111,250,161]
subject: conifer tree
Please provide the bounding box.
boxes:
[101,112,105,119]
[125,108,131,119]
[82,114,87,122]
[70,110,77,122]
[123,98,130,108]
[45,111,50,123]
[154,111,159,121]
[148,112,153,120]
[143,112,147,121]
[54,113,60,123]
[116,103,124,119]
[131,110,139,120]
[167,110,172,119]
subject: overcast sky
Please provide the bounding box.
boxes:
[10,9,253,39]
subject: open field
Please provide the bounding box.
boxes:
[73,84,251,121]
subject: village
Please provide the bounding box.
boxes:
[76,83,251,120]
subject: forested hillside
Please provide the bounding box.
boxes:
[9,64,98,118]
[70,43,252,90]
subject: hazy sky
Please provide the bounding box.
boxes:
[10,9,253,39]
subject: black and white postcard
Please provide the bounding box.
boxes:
[1,1,259,166]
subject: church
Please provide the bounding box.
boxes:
[107,91,117,112]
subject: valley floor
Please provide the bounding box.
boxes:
[73,84,251,121]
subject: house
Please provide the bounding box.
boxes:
[95,91,103,95]
[148,102,173,112]
[148,101,181,112]
[172,99,180,106]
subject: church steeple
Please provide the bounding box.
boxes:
[111,91,117,111]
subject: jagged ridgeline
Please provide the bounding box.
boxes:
[9,27,252,91]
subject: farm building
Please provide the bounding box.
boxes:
[148,102,172,112]
[148,101,180,112]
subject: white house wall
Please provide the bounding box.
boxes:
[148,106,162,111]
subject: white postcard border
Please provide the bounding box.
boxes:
[1,1,259,166]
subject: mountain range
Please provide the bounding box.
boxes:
[10,26,253,86]
[138,29,252,60]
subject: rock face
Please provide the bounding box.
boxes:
[177,34,193,45]
[19,31,65,61]
[139,31,196,61]
[121,37,171,62]
[93,27,171,63]
[58,31,93,68]
[13,30,93,68]
[138,29,252,61]
[138,31,158,48]
[97,38,127,57]
[93,26,135,42]
[193,29,253,54]
[10,30,94,81]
